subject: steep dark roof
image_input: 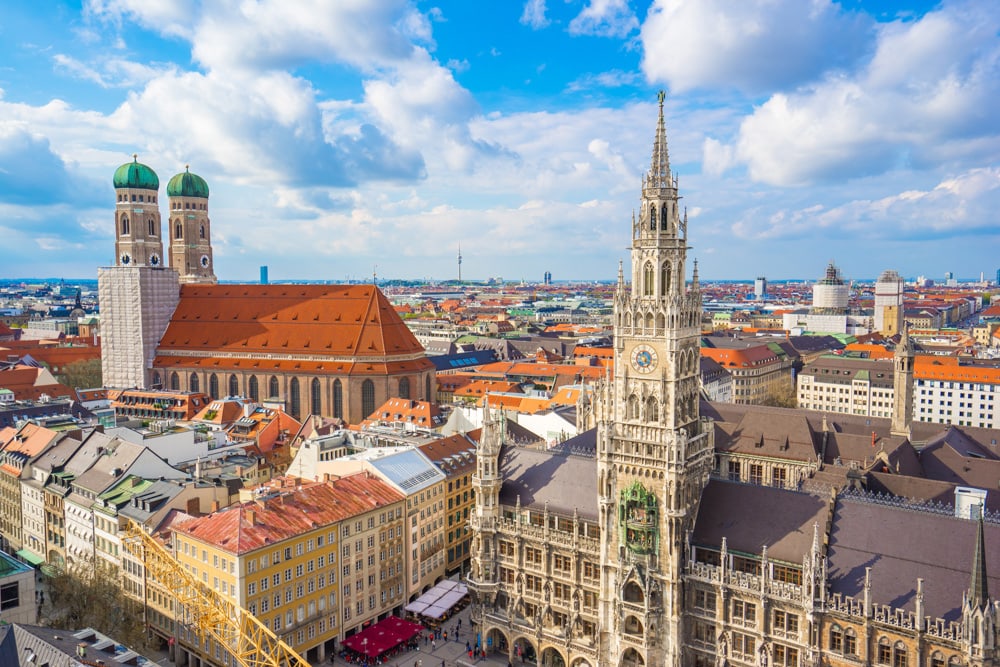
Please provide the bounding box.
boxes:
[692,479,829,564]
[827,495,1000,621]
[498,445,598,520]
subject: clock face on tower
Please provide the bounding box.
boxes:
[200,254,210,268]
[120,253,131,265]
[631,344,658,373]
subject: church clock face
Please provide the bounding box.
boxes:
[631,344,658,373]
[149,253,160,266]
[120,253,131,265]
[200,254,210,268]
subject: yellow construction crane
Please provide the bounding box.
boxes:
[122,521,310,667]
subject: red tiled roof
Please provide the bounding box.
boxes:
[0,364,73,401]
[174,473,404,554]
[153,284,432,374]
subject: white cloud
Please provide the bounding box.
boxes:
[710,2,1000,187]
[521,0,550,30]
[569,0,638,38]
[640,0,872,94]
[729,167,1000,242]
[54,54,174,88]
[565,69,641,93]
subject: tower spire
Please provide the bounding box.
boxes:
[970,507,990,609]
[649,90,671,188]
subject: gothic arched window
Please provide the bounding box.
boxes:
[829,625,843,653]
[209,374,219,399]
[248,376,259,401]
[170,372,179,391]
[399,377,410,399]
[643,262,654,296]
[311,378,321,415]
[148,218,156,236]
[229,374,239,397]
[649,205,657,230]
[646,396,658,423]
[269,376,279,399]
[199,224,205,239]
[362,379,375,420]
[174,220,182,239]
[626,395,639,420]
[660,203,668,230]
[661,262,671,295]
[893,642,908,667]
[425,375,432,401]
[120,215,130,235]
[189,373,199,392]
[151,371,161,388]
[333,379,343,419]
[289,378,300,418]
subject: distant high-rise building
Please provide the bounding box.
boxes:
[996,268,1000,285]
[543,271,552,285]
[754,275,767,301]
[874,269,905,335]
[260,265,268,285]
[457,244,463,282]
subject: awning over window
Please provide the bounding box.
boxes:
[15,549,45,566]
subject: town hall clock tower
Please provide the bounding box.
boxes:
[595,92,714,667]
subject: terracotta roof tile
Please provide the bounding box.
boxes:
[175,472,404,554]
[154,285,432,373]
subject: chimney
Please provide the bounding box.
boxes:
[246,509,256,525]
[211,500,220,512]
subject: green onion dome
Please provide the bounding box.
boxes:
[113,154,159,190]
[166,165,209,198]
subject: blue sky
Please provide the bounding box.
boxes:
[1,0,998,283]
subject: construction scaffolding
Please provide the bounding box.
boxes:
[122,522,310,667]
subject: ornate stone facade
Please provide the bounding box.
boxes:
[467,94,999,667]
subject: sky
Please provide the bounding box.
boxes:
[1,0,998,283]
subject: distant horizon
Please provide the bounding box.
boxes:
[1,276,995,287]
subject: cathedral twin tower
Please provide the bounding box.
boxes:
[112,156,216,283]
[100,157,217,389]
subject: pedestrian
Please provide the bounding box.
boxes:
[466,642,471,653]
[443,631,448,642]
[457,619,462,629]
[432,640,436,650]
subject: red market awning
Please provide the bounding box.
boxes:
[342,617,425,658]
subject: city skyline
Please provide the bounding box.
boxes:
[1,0,998,282]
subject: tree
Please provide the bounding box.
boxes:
[56,357,103,389]
[760,381,798,408]
[40,557,148,650]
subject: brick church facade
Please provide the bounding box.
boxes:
[99,159,434,424]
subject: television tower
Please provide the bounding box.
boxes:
[458,244,463,282]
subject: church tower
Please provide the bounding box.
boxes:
[891,325,915,438]
[167,166,217,284]
[595,92,714,667]
[99,156,180,389]
[112,155,164,268]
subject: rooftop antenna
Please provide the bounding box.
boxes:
[458,244,463,282]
